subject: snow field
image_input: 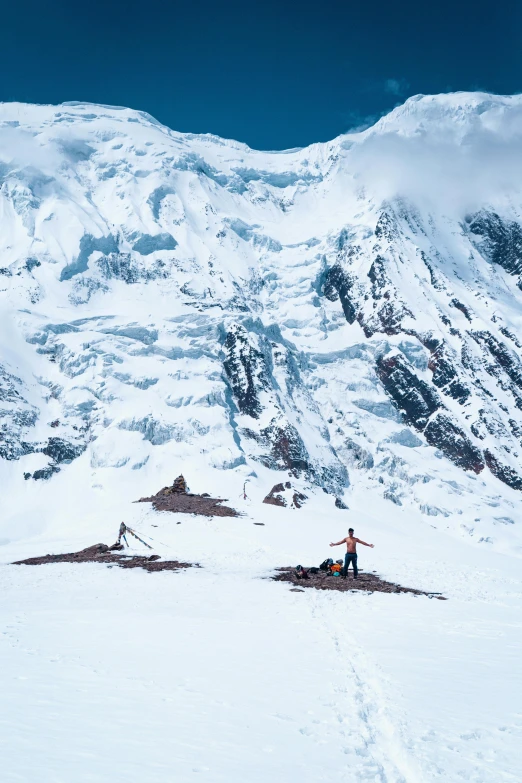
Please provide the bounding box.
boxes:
[1,493,521,783]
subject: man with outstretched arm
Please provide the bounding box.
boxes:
[330,527,374,579]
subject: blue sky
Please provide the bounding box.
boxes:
[1,0,519,149]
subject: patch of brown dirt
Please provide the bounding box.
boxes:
[137,482,239,517]
[13,543,195,573]
[273,567,446,598]
[263,482,307,509]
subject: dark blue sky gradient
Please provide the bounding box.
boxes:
[1,0,520,149]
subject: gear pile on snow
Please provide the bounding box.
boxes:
[274,567,445,597]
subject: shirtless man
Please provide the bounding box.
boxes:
[330,527,374,579]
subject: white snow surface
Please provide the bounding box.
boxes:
[1,93,522,781]
[2,493,522,782]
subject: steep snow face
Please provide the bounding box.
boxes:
[1,94,522,552]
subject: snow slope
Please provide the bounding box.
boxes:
[2,494,521,783]
[1,94,522,782]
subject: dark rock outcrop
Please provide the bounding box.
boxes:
[484,450,522,491]
[377,352,484,474]
[424,414,484,473]
[258,422,310,474]
[468,211,522,277]
[30,464,61,481]
[427,341,471,404]
[420,251,446,291]
[359,256,414,337]
[263,482,288,507]
[13,543,193,573]
[42,437,86,464]
[21,436,87,481]
[263,482,307,508]
[471,331,522,406]
[367,255,389,298]
[223,324,266,419]
[164,474,188,494]
[374,211,398,242]
[499,326,522,349]
[376,353,440,431]
[323,264,357,324]
[138,484,238,517]
[292,491,307,508]
[449,298,473,322]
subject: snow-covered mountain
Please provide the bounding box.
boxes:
[2,93,522,552]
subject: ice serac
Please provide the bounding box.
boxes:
[0,363,38,460]
[2,93,522,541]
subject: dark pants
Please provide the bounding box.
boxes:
[343,553,358,577]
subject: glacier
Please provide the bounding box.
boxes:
[1,94,522,782]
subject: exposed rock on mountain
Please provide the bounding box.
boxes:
[467,211,522,279]
[138,480,239,517]
[263,482,307,509]
[223,322,348,494]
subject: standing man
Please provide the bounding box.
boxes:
[330,528,374,579]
